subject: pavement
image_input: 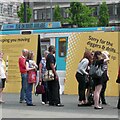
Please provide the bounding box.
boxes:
[0,93,120,119]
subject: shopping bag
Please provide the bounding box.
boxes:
[28,70,37,83]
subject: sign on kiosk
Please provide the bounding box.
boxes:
[0,34,38,93]
[65,32,119,96]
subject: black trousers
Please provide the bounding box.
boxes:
[75,72,86,101]
[47,79,60,105]
[41,81,49,103]
[117,97,120,109]
[100,81,107,103]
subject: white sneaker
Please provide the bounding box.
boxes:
[41,102,45,105]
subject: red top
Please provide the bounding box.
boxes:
[18,56,27,74]
[118,66,120,78]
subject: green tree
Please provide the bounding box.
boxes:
[53,5,63,23]
[65,2,98,27]
[98,2,109,26]
[17,3,32,23]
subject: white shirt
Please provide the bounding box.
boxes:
[0,59,6,79]
[77,58,89,75]
[28,60,38,69]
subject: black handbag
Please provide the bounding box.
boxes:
[89,64,103,78]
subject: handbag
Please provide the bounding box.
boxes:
[43,70,54,81]
[35,83,45,95]
[89,64,103,78]
[28,70,37,83]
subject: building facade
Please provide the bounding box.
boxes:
[0,0,22,26]
[31,0,120,26]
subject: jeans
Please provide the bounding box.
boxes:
[20,73,28,101]
[26,83,33,104]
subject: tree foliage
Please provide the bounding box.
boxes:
[98,2,109,26]
[17,3,32,23]
[53,5,63,23]
[65,2,98,27]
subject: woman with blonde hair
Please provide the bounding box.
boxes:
[39,50,49,105]
[26,51,37,106]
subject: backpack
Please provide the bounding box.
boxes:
[89,63,104,78]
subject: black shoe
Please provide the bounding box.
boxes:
[94,106,103,109]
[117,106,120,109]
[102,102,107,105]
[78,103,85,107]
[55,104,64,107]
[27,104,36,106]
[49,103,55,106]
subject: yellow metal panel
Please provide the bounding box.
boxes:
[0,34,38,93]
[65,32,119,96]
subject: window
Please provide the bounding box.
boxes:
[39,12,43,20]
[41,39,50,57]
[115,4,117,15]
[46,12,50,19]
[59,38,67,57]
[108,5,114,16]
[117,3,120,16]
[93,6,98,16]
[62,8,69,18]
[0,4,3,14]
[42,12,46,20]
[34,10,38,20]
[8,5,13,16]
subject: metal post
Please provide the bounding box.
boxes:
[23,0,27,23]
[50,0,53,22]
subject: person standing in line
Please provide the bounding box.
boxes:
[116,65,120,109]
[26,51,37,106]
[39,50,49,105]
[100,51,110,105]
[18,49,28,103]
[75,51,93,106]
[0,51,7,103]
[46,45,64,107]
[92,51,109,109]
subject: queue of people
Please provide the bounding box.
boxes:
[0,47,119,110]
[18,45,64,107]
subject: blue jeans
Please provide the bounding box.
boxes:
[26,83,33,104]
[20,73,28,101]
